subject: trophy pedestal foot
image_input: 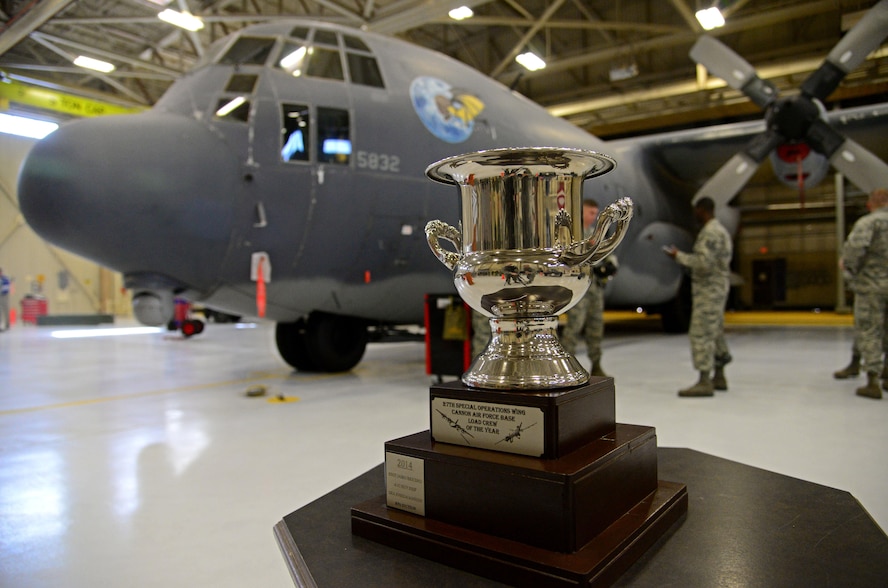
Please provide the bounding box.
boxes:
[352,483,686,588]
[463,316,589,390]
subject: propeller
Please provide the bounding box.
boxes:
[689,0,888,207]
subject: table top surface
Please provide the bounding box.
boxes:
[277,447,888,587]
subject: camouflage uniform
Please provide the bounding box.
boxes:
[561,257,617,367]
[841,206,888,378]
[675,218,732,373]
[471,309,490,358]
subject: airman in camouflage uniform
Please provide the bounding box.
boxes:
[471,309,490,358]
[840,188,888,399]
[832,327,888,380]
[664,197,732,397]
[560,200,617,377]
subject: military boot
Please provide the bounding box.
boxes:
[590,361,608,378]
[715,352,732,368]
[855,372,883,399]
[834,353,861,379]
[713,366,728,391]
[678,371,714,397]
[881,361,888,382]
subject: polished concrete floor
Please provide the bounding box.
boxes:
[0,314,885,587]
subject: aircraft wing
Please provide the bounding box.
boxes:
[610,102,888,193]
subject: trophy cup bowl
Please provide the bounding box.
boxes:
[425,147,633,390]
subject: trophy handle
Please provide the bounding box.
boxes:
[425,220,462,270]
[559,197,634,267]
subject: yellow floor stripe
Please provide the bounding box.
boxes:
[724,311,853,326]
[604,310,854,327]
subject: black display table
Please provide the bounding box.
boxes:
[275,448,888,587]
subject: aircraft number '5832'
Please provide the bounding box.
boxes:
[356,151,400,173]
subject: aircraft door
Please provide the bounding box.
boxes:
[291,105,366,277]
[212,93,316,316]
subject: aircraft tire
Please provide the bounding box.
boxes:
[303,313,368,372]
[275,319,318,371]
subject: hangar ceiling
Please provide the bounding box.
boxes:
[0,0,886,138]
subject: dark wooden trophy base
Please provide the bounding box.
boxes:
[351,378,687,587]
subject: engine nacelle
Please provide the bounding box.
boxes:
[132,290,174,326]
[770,142,829,191]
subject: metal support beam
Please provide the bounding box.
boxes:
[490,0,567,78]
[835,173,850,313]
[0,0,75,57]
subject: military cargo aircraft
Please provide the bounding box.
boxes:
[17,4,888,373]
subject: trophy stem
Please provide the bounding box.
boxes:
[464,317,589,390]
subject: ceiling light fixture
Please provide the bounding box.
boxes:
[449,6,474,20]
[158,8,205,31]
[609,63,639,82]
[695,6,725,30]
[73,55,116,73]
[516,52,546,72]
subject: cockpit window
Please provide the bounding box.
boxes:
[273,30,385,88]
[215,97,251,122]
[313,30,338,46]
[225,74,259,93]
[278,43,344,82]
[281,103,310,162]
[280,105,351,164]
[343,34,384,88]
[343,35,369,52]
[278,43,308,76]
[318,107,350,165]
[289,26,310,41]
[306,48,344,80]
[347,53,384,88]
[219,37,276,66]
[213,73,257,123]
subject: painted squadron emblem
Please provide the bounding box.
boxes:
[410,76,485,143]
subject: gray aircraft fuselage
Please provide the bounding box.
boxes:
[16,20,706,370]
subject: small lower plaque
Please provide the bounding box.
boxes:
[384,452,425,516]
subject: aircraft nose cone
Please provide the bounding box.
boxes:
[18,113,241,288]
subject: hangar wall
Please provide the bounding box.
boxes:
[0,133,131,322]
[734,179,866,310]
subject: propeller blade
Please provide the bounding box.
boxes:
[693,129,785,207]
[690,35,777,108]
[826,0,888,74]
[829,137,888,194]
[802,0,888,100]
[693,153,760,207]
[690,35,755,90]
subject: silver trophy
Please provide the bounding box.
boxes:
[425,147,633,390]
